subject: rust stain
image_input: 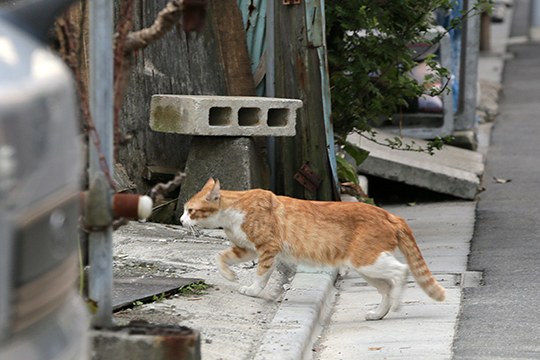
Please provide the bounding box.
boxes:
[161,333,199,359]
[296,54,306,92]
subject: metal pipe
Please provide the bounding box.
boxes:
[266,0,276,192]
[80,192,153,221]
[88,0,114,328]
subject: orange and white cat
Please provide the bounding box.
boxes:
[180,178,445,320]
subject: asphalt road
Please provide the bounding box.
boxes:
[453,2,540,358]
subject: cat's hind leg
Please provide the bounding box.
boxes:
[356,252,409,320]
[360,275,392,321]
[217,246,257,281]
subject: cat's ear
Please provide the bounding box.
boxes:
[203,177,215,189]
[206,178,221,202]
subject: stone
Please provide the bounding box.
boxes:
[452,129,479,151]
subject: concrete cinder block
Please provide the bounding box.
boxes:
[150,95,302,137]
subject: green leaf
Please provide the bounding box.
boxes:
[336,156,359,184]
[342,141,370,166]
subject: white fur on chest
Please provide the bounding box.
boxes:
[221,209,254,250]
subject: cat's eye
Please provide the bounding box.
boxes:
[188,208,194,214]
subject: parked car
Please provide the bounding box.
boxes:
[0,1,89,359]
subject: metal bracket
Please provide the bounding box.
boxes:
[294,162,322,193]
[182,0,207,32]
[283,0,301,5]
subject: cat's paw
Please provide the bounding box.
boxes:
[390,301,402,312]
[239,285,262,297]
[365,310,385,321]
[217,265,237,282]
[216,254,238,281]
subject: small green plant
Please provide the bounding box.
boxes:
[152,293,166,302]
[178,281,210,296]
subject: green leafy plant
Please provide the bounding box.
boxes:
[326,1,488,153]
[178,281,210,296]
[336,139,370,185]
[152,293,166,302]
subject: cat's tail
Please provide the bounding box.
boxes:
[395,218,446,302]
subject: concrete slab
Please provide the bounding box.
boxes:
[150,95,302,137]
[112,276,201,311]
[348,130,484,199]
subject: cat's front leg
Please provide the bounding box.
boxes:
[239,251,275,297]
[239,269,274,297]
[217,246,257,282]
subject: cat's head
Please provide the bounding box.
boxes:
[180,178,222,229]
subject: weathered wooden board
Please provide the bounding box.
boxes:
[273,3,335,201]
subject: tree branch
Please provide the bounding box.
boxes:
[124,0,185,54]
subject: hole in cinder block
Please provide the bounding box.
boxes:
[209,107,232,126]
[267,108,289,127]
[238,107,260,126]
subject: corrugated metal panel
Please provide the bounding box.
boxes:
[305,0,340,197]
[237,0,267,95]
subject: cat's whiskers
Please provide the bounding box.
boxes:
[188,224,202,237]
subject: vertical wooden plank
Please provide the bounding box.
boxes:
[210,0,256,96]
[273,2,334,200]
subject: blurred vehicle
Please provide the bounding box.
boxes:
[0,0,89,359]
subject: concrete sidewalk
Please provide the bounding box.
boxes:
[313,202,476,360]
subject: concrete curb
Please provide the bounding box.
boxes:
[254,269,338,360]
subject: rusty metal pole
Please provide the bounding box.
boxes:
[88,0,114,328]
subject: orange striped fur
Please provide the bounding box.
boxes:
[180,178,445,320]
